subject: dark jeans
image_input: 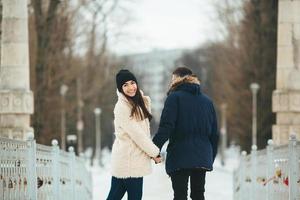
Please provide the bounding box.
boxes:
[106,176,143,200]
[170,169,206,200]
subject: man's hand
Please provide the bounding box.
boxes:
[152,155,162,164]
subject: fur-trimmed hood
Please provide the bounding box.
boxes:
[168,74,201,95]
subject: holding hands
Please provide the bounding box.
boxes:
[152,155,162,164]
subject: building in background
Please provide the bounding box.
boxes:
[125,49,185,124]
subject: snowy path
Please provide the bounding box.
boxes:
[143,163,234,200]
[92,148,238,200]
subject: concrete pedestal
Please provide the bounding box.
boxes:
[0,0,33,139]
[272,0,300,144]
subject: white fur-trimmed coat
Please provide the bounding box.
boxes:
[111,91,159,178]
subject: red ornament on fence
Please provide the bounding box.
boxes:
[283,177,289,186]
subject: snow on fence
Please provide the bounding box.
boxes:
[0,134,92,200]
[233,135,300,200]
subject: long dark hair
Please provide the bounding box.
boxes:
[121,87,152,121]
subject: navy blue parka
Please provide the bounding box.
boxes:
[153,77,219,175]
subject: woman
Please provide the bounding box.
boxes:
[107,69,161,200]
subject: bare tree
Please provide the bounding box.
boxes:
[179,0,277,151]
[31,0,61,140]
[25,0,133,152]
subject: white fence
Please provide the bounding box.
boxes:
[233,135,300,200]
[0,135,92,200]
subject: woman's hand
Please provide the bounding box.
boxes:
[152,155,162,164]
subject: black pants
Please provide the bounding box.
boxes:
[170,169,206,200]
[106,176,143,200]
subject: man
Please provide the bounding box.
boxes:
[153,67,219,200]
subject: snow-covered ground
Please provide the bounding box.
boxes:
[91,146,240,200]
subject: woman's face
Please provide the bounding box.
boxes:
[122,80,137,97]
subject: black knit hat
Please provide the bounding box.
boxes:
[116,69,138,92]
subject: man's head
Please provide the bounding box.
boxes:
[168,66,200,95]
[172,67,193,77]
[171,67,193,83]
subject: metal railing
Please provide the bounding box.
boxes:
[233,135,300,200]
[0,135,92,200]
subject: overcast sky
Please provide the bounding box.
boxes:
[108,0,220,55]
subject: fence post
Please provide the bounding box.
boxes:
[233,170,237,200]
[251,145,257,200]
[52,140,60,199]
[288,134,298,200]
[68,146,76,200]
[26,132,37,200]
[266,139,274,200]
[240,151,247,200]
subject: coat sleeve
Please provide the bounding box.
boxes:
[210,103,219,162]
[114,103,159,158]
[153,93,178,150]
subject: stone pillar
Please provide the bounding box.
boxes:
[0,0,33,139]
[272,0,300,145]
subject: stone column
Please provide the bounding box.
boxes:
[0,0,33,139]
[272,0,300,145]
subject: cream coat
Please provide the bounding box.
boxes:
[111,91,160,178]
